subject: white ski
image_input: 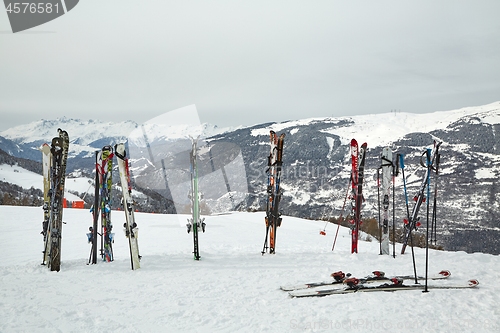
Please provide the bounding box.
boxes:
[115,143,141,270]
[380,147,393,255]
[41,143,52,265]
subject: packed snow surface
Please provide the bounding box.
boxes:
[1,206,499,333]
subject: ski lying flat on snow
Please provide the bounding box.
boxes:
[288,279,479,298]
[280,270,450,291]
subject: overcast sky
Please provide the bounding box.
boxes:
[1,0,499,132]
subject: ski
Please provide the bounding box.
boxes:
[349,139,359,253]
[356,142,367,252]
[262,131,285,255]
[281,269,450,291]
[46,129,69,272]
[289,278,478,298]
[186,138,206,260]
[380,147,393,255]
[99,145,114,262]
[350,140,367,253]
[40,143,52,265]
[88,151,100,265]
[115,143,141,270]
[401,141,442,254]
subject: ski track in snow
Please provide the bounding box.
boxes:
[1,206,500,333]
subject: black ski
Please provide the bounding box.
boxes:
[99,145,114,262]
[87,151,100,265]
[46,129,69,272]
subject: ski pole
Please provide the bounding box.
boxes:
[332,175,351,251]
[399,154,410,221]
[431,153,441,243]
[261,222,270,255]
[424,148,432,292]
[377,167,382,255]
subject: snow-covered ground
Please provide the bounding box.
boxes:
[1,205,499,333]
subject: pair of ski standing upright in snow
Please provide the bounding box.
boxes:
[41,129,140,271]
[41,126,441,271]
[338,139,442,256]
[262,132,443,257]
[86,143,141,270]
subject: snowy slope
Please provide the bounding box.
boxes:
[251,101,500,146]
[0,164,44,190]
[1,205,499,333]
[0,118,138,146]
[0,111,232,161]
[0,163,92,202]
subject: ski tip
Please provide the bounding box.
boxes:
[468,279,479,287]
[439,270,451,277]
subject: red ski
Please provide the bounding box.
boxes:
[262,131,285,254]
[350,139,359,253]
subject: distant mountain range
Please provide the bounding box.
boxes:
[1,101,500,254]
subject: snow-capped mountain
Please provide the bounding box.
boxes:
[0,117,137,162]
[1,101,500,254]
[0,117,137,145]
[0,115,229,171]
[212,101,500,254]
